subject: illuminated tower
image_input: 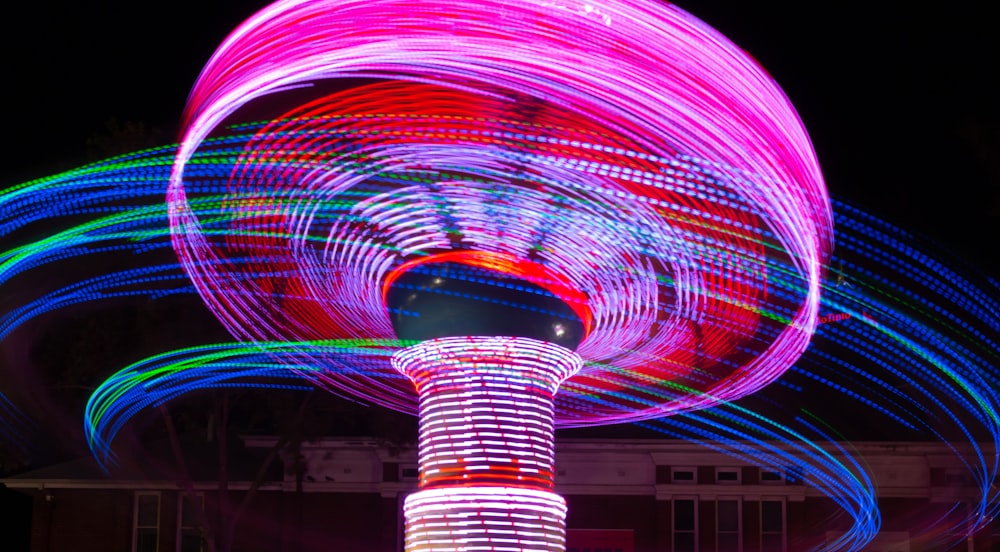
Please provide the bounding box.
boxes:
[166,0,834,550]
[385,259,586,549]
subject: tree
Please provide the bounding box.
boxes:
[85,117,170,162]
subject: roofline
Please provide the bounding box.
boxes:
[0,479,285,491]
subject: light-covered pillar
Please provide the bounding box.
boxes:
[392,336,581,551]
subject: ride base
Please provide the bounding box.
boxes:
[392,336,582,552]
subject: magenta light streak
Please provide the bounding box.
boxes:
[168,0,832,425]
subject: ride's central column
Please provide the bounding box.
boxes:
[392,336,582,552]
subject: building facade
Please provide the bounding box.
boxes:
[2,438,997,551]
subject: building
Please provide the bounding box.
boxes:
[2,437,997,551]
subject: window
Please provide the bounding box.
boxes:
[177,494,204,552]
[717,498,741,551]
[943,468,969,486]
[671,467,697,484]
[784,466,804,485]
[760,499,785,552]
[133,492,160,552]
[399,464,419,480]
[716,468,740,484]
[673,497,697,552]
[760,469,784,484]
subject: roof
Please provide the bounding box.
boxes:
[1,433,281,489]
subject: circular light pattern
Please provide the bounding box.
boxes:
[2,145,998,549]
[167,0,833,425]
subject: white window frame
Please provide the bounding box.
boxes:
[671,466,697,484]
[672,495,698,552]
[759,497,786,552]
[716,496,742,552]
[399,464,419,481]
[176,492,205,552]
[133,491,161,552]
[759,468,785,485]
[715,467,741,484]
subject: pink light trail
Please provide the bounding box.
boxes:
[168,0,832,425]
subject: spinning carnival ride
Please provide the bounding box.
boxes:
[161,0,832,549]
[2,0,997,546]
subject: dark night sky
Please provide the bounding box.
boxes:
[3,1,998,273]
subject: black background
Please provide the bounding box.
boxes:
[3,1,997,275]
